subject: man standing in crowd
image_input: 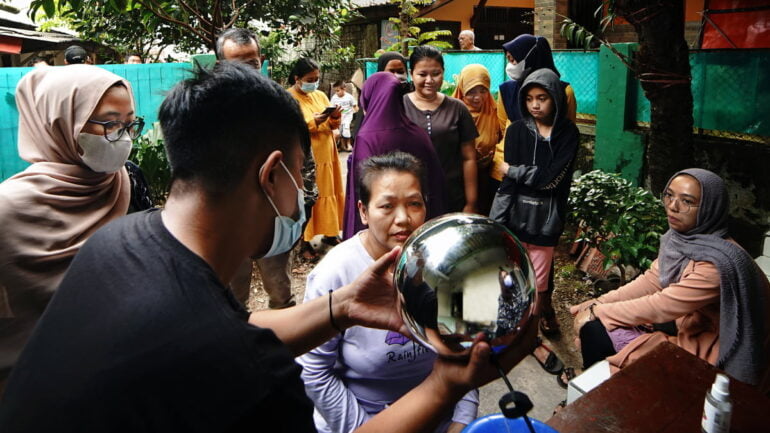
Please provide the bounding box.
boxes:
[64,45,90,64]
[125,54,143,64]
[215,28,318,308]
[458,30,482,51]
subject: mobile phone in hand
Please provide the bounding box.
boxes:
[321,106,337,115]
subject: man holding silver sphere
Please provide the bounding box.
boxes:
[0,62,538,432]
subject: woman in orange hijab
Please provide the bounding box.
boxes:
[453,64,501,215]
[0,65,138,385]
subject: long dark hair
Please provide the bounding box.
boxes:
[409,45,444,71]
[288,57,320,85]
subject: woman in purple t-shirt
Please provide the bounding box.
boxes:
[298,152,478,433]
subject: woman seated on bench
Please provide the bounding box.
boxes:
[570,168,770,391]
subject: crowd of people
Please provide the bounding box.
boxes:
[0,25,768,432]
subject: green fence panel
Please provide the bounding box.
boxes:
[0,63,191,182]
[364,60,377,78]
[363,50,597,110]
[0,67,27,181]
[553,50,599,115]
[442,51,506,95]
[363,51,506,96]
[692,50,769,136]
[634,49,770,137]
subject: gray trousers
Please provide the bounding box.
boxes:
[230,251,294,309]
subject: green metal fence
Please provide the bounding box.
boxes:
[365,50,507,96]
[0,63,191,181]
[634,49,770,139]
[363,49,769,140]
[363,50,598,113]
[1,50,768,182]
[554,50,599,116]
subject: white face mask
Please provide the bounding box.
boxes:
[77,132,132,173]
[506,61,526,81]
[394,72,408,83]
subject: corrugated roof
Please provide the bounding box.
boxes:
[0,26,79,44]
[352,0,395,8]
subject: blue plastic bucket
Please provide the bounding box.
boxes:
[462,414,559,432]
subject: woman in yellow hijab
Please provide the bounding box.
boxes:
[452,64,501,215]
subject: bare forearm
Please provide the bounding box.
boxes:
[461,142,478,209]
[249,287,351,356]
[354,373,463,433]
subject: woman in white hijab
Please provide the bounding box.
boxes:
[0,64,141,385]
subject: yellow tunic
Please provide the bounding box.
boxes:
[288,87,345,241]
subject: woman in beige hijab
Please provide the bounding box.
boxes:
[0,64,140,385]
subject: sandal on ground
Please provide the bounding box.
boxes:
[532,337,564,375]
[552,400,567,416]
[539,315,561,337]
[556,367,577,389]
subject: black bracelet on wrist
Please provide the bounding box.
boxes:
[588,303,597,321]
[328,289,343,333]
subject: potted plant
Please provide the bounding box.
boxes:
[568,170,668,285]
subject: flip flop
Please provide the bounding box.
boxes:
[532,338,564,375]
[556,367,576,389]
[539,315,561,337]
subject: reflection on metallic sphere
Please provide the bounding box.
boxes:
[394,213,537,358]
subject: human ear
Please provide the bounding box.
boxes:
[357,200,369,225]
[258,150,284,197]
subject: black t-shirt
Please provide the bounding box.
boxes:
[0,210,316,433]
[403,95,478,212]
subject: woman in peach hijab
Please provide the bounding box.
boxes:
[0,65,140,385]
[452,64,502,215]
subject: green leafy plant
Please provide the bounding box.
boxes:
[568,170,667,283]
[129,122,171,205]
[440,75,457,96]
[386,0,453,56]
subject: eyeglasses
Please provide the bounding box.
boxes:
[660,191,699,212]
[86,117,145,142]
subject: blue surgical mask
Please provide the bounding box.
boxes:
[261,161,306,258]
[300,80,319,93]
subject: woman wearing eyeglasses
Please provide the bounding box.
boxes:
[568,169,770,392]
[0,65,141,388]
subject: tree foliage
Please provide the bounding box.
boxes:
[29,0,359,66]
[386,0,452,56]
[560,1,694,192]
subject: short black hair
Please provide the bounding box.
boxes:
[409,45,444,71]
[357,151,427,206]
[215,28,259,60]
[28,55,50,66]
[332,80,345,89]
[288,58,320,85]
[158,62,309,196]
[64,45,88,64]
[126,53,142,60]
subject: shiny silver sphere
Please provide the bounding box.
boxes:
[394,213,537,358]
